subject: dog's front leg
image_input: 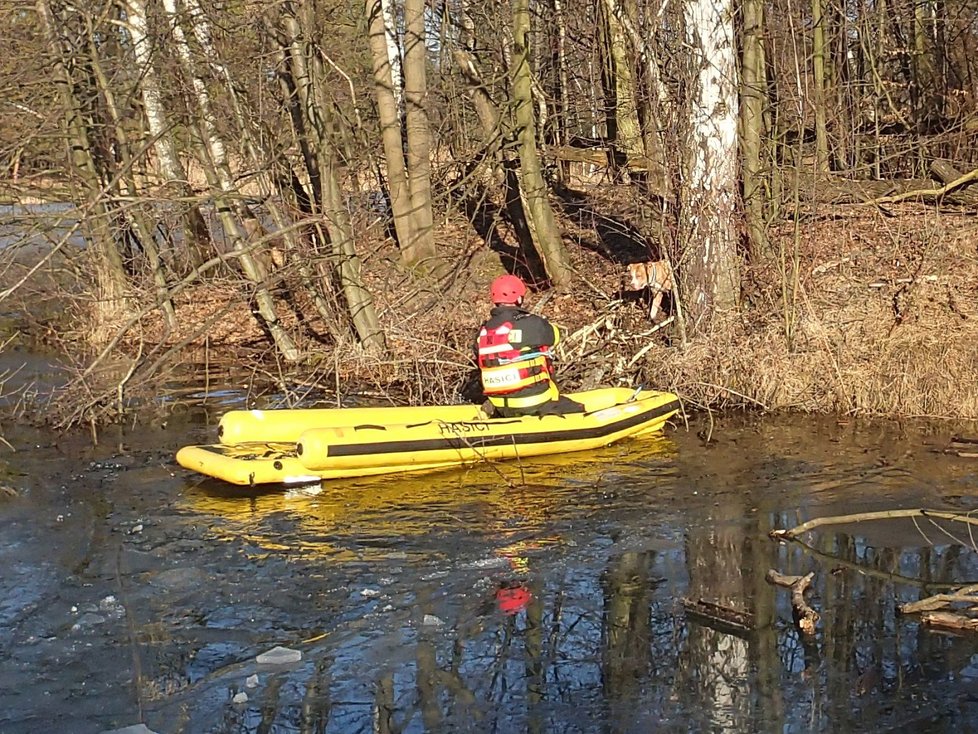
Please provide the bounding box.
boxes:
[649,291,664,321]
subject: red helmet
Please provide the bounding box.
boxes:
[490,274,527,304]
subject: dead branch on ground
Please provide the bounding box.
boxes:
[865,165,978,206]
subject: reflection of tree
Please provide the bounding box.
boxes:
[601,550,653,724]
[152,470,978,732]
[375,671,395,734]
[301,657,332,734]
[749,514,784,728]
[680,514,750,732]
[416,638,442,729]
[526,595,544,734]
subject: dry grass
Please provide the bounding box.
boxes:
[641,205,978,419]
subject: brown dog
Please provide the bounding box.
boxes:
[624,260,673,321]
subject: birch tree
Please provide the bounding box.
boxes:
[82,8,177,329]
[681,0,740,328]
[381,0,403,114]
[365,0,436,267]
[162,0,300,361]
[122,0,211,271]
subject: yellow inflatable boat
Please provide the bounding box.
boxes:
[175,387,681,486]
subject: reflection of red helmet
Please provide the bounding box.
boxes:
[496,584,532,615]
[490,275,527,305]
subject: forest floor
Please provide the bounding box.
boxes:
[7,184,978,424]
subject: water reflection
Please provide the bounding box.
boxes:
[5,413,978,732]
[180,438,677,562]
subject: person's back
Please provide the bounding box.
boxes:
[475,275,585,418]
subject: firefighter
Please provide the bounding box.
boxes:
[475,274,585,417]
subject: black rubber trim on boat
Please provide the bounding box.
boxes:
[324,400,682,458]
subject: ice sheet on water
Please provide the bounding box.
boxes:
[100,725,159,734]
[256,645,302,665]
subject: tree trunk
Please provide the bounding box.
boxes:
[812,0,830,172]
[682,0,741,329]
[601,0,642,160]
[740,0,769,258]
[366,0,423,265]
[122,0,211,272]
[552,0,571,180]
[163,0,300,361]
[36,0,129,324]
[598,0,672,191]
[402,0,437,266]
[511,0,572,288]
[293,7,387,352]
[380,0,403,114]
[453,49,536,256]
[83,14,177,329]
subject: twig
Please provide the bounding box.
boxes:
[626,317,674,368]
[770,508,978,540]
[689,381,768,410]
[771,533,970,591]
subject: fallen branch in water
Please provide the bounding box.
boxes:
[766,570,819,636]
[682,598,755,635]
[769,508,978,541]
[920,611,978,633]
[943,436,978,458]
[898,583,978,615]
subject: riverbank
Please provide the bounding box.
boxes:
[6,195,978,423]
[168,202,978,420]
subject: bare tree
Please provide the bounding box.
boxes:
[162,0,300,361]
[121,0,212,272]
[811,0,830,172]
[740,0,770,258]
[277,1,387,353]
[511,0,572,287]
[35,0,130,325]
[402,0,436,265]
[365,0,436,267]
[599,0,642,161]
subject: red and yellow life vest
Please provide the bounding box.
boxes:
[477,321,555,398]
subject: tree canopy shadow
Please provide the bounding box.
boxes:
[553,185,658,265]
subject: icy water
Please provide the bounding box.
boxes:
[3,390,978,733]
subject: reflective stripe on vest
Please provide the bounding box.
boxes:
[487,381,559,410]
[477,322,553,396]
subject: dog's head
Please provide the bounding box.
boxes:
[624,261,672,292]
